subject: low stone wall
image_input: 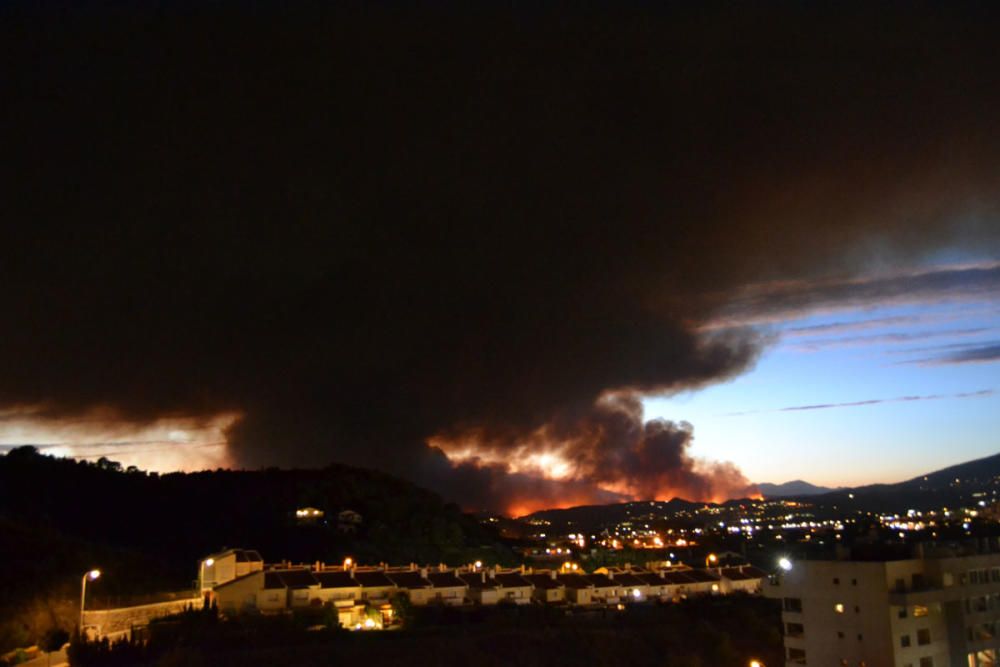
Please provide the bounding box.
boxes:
[83,597,202,639]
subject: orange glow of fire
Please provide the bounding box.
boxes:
[505,493,604,519]
[0,404,241,472]
[431,424,758,517]
[432,435,576,481]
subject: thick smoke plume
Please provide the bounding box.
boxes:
[431,392,758,516]
[2,6,1000,512]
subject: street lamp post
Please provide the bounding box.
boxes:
[200,558,215,594]
[79,569,101,632]
[705,553,718,569]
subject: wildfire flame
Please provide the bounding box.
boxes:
[430,391,758,516]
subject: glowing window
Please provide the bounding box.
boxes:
[914,605,929,617]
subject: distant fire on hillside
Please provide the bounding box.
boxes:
[430,392,759,517]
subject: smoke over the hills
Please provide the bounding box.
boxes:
[431,392,760,516]
[2,5,1000,512]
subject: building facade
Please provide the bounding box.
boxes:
[766,547,1000,667]
[204,550,765,630]
[200,548,263,592]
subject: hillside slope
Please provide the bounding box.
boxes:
[808,451,1000,511]
[0,446,509,651]
[757,480,836,497]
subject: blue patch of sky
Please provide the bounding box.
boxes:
[645,258,1000,488]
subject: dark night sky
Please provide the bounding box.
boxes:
[2,3,999,511]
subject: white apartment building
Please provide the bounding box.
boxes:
[765,545,1000,667]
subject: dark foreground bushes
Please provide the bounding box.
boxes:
[69,595,782,667]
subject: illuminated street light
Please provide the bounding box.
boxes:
[200,557,215,594]
[778,557,793,572]
[706,553,718,568]
[80,569,101,631]
[474,560,483,570]
[750,660,764,667]
[343,557,353,570]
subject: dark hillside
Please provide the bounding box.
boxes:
[807,451,1000,512]
[0,446,509,651]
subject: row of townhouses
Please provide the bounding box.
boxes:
[201,548,767,629]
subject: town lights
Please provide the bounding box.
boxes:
[706,553,718,568]
[343,557,353,570]
[750,660,764,667]
[474,560,483,570]
[80,569,102,631]
[778,557,793,572]
[631,588,641,599]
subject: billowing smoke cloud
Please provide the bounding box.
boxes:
[431,392,758,515]
[0,405,237,472]
[2,5,1000,512]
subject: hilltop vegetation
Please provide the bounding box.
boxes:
[0,446,510,652]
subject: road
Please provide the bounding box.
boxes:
[18,645,68,667]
